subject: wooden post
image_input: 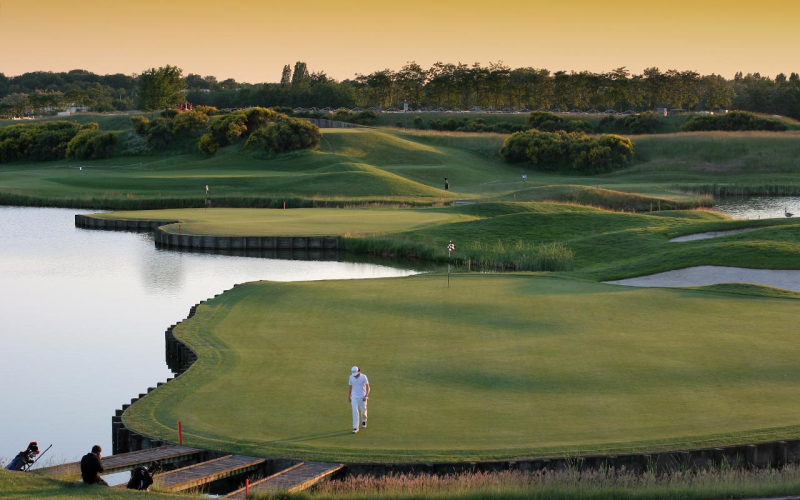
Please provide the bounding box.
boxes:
[283,201,286,209]
[178,420,182,445]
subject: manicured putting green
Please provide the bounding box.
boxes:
[124,274,800,462]
[89,208,474,236]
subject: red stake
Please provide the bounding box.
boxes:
[178,420,182,445]
[283,201,286,209]
[246,478,250,497]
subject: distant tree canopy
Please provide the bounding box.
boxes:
[2,63,800,119]
[137,65,187,112]
[500,130,634,174]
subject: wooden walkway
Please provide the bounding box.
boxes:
[35,445,201,477]
[225,461,344,498]
[154,454,266,492]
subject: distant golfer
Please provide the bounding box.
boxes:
[444,177,449,191]
[205,184,209,195]
[349,366,370,434]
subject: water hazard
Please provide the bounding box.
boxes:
[0,207,420,464]
[714,196,800,220]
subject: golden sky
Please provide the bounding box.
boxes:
[2,0,798,81]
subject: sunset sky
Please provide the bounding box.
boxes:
[2,0,798,82]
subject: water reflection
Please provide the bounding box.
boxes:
[714,196,800,220]
[0,207,420,463]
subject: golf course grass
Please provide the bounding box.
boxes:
[89,208,475,237]
[3,115,800,209]
[0,469,193,499]
[124,274,800,463]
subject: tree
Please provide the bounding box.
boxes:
[136,65,187,112]
[280,65,292,85]
[1,93,31,117]
[291,62,310,87]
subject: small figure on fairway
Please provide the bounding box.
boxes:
[349,366,370,434]
[205,184,209,195]
[444,177,449,191]
[522,174,527,181]
[80,445,108,486]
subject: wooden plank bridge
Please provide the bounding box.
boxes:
[35,443,342,495]
[35,445,202,477]
[153,454,265,492]
[225,461,344,498]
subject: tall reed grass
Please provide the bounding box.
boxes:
[265,464,800,500]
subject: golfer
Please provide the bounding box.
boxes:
[349,366,370,434]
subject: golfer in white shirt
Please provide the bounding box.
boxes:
[349,366,370,434]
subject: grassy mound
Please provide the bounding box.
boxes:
[124,274,800,463]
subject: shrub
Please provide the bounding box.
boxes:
[160,109,179,119]
[500,129,633,174]
[245,117,321,154]
[0,121,91,163]
[131,116,150,135]
[333,108,350,121]
[65,130,116,160]
[194,105,217,115]
[567,120,592,133]
[172,110,209,135]
[681,110,788,132]
[242,107,279,133]
[144,117,174,149]
[197,134,219,155]
[343,110,378,125]
[619,112,660,134]
[412,116,423,128]
[527,111,563,131]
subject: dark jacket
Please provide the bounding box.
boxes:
[80,452,104,484]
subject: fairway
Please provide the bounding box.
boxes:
[89,208,474,236]
[124,274,800,462]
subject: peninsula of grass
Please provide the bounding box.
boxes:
[87,207,474,237]
[85,201,800,274]
[123,274,800,463]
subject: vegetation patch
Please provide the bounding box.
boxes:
[681,111,788,132]
[500,130,634,174]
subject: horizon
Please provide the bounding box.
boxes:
[2,0,798,82]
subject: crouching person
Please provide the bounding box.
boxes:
[80,445,108,486]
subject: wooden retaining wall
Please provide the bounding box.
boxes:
[153,227,340,251]
[75,214,340,251]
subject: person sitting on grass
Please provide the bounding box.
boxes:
[80,445,108,486]
[349,366,370,434]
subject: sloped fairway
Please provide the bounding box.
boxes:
[89,207,475,237]
[124,274,800,463]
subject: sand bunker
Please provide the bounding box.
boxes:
[606,266,800,292]
[670,228,762,242]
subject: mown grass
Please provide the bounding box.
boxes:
[0,469,193,499]
[3,123,800,209]
[123,275,800,463]
[89,208,474,237]
[268,465,800,500]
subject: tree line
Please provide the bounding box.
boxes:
[2,62,800,119]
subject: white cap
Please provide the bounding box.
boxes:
[351,366,359,374]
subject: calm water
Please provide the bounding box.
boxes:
[0,207,418,465]
[714,196,800,219]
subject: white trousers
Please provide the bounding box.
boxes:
[351,398,367,429]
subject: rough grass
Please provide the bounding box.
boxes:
[268,465,800,500]
[124,274,800,463]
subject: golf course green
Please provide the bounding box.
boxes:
[124,274,800,462]
[89,207,474,236]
